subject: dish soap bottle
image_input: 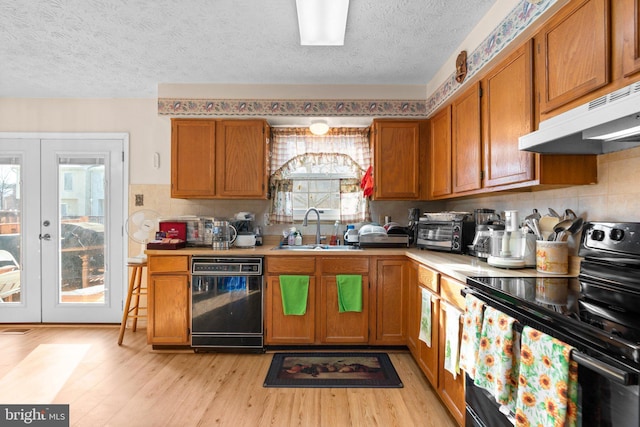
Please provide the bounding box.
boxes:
[294,231,302,246]
[330,221,341,245]
[288,227,297,246]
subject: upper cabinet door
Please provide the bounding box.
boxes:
[452,82,482,193]
[482,41,535,187]
[622,0,640,77]
[215,119,269,199]
[536,0,610,115]
[429,106,452,198]
[171,119,216,198]
[372,120,421,200]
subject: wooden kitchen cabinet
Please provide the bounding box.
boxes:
[535,0,610,116]
[171,119,216,198]
[415,264,440,388]
[264,257,316,344]
[318,257,369,344]
[437,275,466,427]
[215,119,269,198]
[406,261,419,357]
[482,41,535,187]
[428,40,597,200]
[171,118,269,199]
[621,0,640,78]
[452,83,482,193]
[371,257,409,345]
[429,105,453,198]
[147,255,190,346]
[371,119,428,200]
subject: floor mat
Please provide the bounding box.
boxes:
[263,352,403,388]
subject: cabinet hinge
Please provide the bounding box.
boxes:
[478,87,483,98]
[122,151,125,162]
[480,170,484,180]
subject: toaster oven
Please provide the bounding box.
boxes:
[416,218,475,253]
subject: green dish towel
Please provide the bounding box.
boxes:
[279,275,309,315]
[336,275,363,313]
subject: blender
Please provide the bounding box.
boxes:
[487,210,526,268]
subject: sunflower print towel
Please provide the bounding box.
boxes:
[473,306,519,412]
[515,326,578,427]
[458,293,485,379]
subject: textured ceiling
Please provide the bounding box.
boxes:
[0,0,497,98]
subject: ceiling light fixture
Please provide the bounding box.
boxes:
[295,0,350,46]
[309,119,330,135]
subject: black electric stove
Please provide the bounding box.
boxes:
[465,222,640,427]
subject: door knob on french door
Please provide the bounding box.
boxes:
[39,233,51,240]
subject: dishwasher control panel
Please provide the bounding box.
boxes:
[192,257,263,276]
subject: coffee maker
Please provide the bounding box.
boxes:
[470,209,499,260]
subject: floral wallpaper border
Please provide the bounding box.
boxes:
[157,0,557,118]
[157,98,428,117]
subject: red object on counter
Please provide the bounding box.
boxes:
[159,221,187,241]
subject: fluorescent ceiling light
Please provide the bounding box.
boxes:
[296,0,349,46]
[309,119,330,135]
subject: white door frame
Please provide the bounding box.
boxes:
[0,132,129,323]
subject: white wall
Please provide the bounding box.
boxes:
[0,98,171,185]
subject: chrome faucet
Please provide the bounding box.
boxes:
[302,207,322,245]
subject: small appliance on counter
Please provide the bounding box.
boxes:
[358,224,410,248]
[160,216,216,247]
[416,212,474,253]
[469,208,500,260]
[487,210,526,269]
[211,220,237,250]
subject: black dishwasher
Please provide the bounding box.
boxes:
[191,257,264,352]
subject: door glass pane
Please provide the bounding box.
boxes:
[59,157,105,304]
[0,156,22,303]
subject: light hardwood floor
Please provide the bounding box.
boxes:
[0,326,458,427]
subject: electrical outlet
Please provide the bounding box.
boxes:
[135,194,144,206]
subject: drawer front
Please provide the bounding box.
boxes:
[148,255,189,273]
[266,256,316,274]
[319,257,369,274]
[418,264,439,293]
[439,275,465,309]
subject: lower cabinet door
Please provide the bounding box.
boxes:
[438,304,466,426]
[265,275,315,344]
[148,273,190,345]
[319,275,369,343]
[417,286,440,388]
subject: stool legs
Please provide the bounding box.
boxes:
[118,264,147,345]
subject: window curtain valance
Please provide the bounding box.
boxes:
[268,128,372,224]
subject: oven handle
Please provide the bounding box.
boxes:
[571,351,634,385]
[462,287,639,386]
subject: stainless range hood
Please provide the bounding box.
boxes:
[519,81,640,154]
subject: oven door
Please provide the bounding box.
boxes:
[466,361,640,427]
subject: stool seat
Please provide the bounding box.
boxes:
[118,262,147,345]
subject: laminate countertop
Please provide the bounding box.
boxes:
[146,245,580,283]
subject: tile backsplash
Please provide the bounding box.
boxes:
[129,145,640,254]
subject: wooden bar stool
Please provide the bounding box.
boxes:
[118,262,147,345]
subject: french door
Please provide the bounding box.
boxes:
[0,134,127,323]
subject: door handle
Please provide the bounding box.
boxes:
[39,233,51,241]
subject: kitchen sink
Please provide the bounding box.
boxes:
[271,244,362,251]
